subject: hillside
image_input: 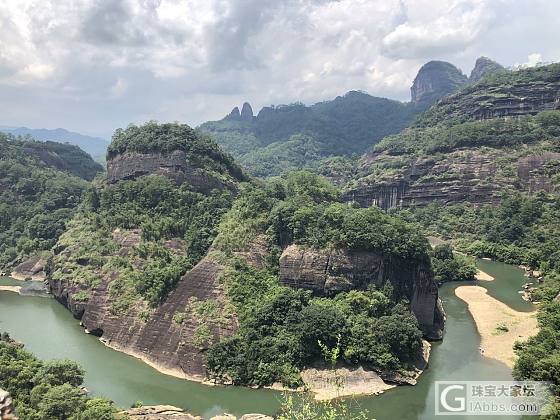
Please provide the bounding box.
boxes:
[344,63,560,209]
[199,92,418,177]
[48,122,444,391]
[0,127,109,162]
[0,133,103,269]
[200,58,502,178]
[338,62,560,414]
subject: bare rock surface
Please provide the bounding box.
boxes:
[106,150,236,193]
[10,255,47,281]
[279,245,443,338]
[0,389,17,420]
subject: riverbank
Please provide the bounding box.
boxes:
[0,285,21,294]
[454,285,538,368]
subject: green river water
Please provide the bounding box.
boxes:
[0,259,536,419]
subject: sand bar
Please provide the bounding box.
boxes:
[455,285,537,368]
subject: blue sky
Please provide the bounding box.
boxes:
[0,0,559,139]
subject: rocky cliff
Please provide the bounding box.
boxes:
[50,249,236,380]
[344,149,560,210]
[469,56,504,82]
[346,63,560,210]
[420,63,560,124]
[278,245,444,339]
[106,150,236,192]
[411,61,468,108]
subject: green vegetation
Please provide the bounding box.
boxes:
[206,171,428,387]
[417,63,560,127]
[106,122,246,182]
[0,134,100,269]
[200,92,418,177]
[52,123,240,311]
[431,244,477,284]
[402,193,560,270]
[398,193,560,414]
[375,111,559,156]
[0,333,119,419]
[52,175,234,309]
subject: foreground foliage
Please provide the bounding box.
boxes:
[0,334,118,420]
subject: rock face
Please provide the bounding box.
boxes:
[11,255,47,281]
[411,61,468,107]
[429,66,560,122]
[469,56,504,82]
[278,245,444,339]
[49,255,237,379]
[106,150,235,192]
[344,150,560,210]
[240,102,254,121]
[226,107,241,120]
[0,389,16,420]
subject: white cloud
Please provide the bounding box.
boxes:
[0,0,558,137]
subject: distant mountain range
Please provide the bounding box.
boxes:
[0,126,109,162]
[199,57,504,177]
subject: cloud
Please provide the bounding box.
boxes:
[0,0,558,138]
[381,0,498,59]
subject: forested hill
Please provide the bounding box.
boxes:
[199,92,418,177]
[199,57,501,178]
[0,133,102,268]
[0,126,109,162]
[344,62,560,209]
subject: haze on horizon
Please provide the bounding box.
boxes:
[0,0,559,139]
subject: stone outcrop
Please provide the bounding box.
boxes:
[0,389,16,420]
[240,102,254,121]
[431,66,560,122]
[106,150,236,192]
[278,245,444,339]
[344,150,560,210]
[301,365,395,400]
[125,405,200,419]
[411,61,468,108]
[10,255,47,281]
[469,56,504,82]
[49,255,237,380]
[225,107,241,120]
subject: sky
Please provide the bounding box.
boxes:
[0,0,559,139]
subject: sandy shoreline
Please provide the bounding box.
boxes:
[0,285,22,294]
[455,285,538,368]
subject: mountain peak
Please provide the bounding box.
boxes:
[411,60,468,107]
[469,56,504,82]
[241,102,254,120]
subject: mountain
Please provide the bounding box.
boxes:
[200,92,418,177]
[343,62,560,209]
[0,126,109,162]
[410,60,468,107]
[200,58,492,178]
[46,122,442,392]
[469,56,505,82]
[0,133,103,269]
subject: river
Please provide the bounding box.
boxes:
[0,260,535,419]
